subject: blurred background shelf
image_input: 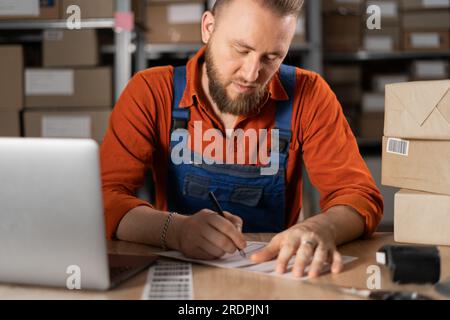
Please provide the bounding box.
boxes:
[325,50,450,62]
[0,18,115,30]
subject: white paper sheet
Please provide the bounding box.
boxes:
[157,241,357,280]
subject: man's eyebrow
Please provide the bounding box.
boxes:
[233,40,283,57]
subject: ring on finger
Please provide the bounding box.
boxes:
[302,239,318,249]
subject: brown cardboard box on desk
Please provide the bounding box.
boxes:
[382,137,450,196]
[384,80,450,140]
[394,189,450,246]
[383,80,450,245]
[382,81,450,195]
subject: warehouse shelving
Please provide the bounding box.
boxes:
[135,0,323,73]
[325,50,450,62]
[0,0,134,102]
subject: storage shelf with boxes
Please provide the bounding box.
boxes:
[0,0,134,144]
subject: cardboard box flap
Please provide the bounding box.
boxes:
[438,90,450,125]
[387,81,450,127]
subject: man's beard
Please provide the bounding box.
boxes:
[205,45,269,117]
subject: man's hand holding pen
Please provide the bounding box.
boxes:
[173,207,247,261]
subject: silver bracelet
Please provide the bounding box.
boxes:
[160,212,176,250]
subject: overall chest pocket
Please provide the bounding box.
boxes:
[183,173,264,207]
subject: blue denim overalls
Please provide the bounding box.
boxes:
[166,64,296,233]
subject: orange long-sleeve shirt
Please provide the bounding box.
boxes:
[100,47,383,239]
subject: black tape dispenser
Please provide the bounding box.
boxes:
[376,244,441,284]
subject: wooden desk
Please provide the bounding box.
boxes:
[0,233,448,300]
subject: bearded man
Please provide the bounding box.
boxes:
[100,0,383,278]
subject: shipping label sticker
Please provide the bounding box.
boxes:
[387,138,409,156]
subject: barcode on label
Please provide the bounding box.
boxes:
[387,138,409,156]
[142,261,193,300]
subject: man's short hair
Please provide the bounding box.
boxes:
[212,0,304,18]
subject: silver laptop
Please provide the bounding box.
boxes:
[0,138,156,290]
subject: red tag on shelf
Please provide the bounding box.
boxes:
[115,12,134,32]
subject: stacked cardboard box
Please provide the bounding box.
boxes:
[23,27,111,144]
[0,46,23,137]
[401,0,450,52]
[382,80,450,245]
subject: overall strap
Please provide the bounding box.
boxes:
[273,64,296,166]
[275,64,296,152]
[171,66,190,132]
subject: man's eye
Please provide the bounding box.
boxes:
[264,55,278,63]
[236,48,249,55]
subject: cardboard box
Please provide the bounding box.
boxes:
[384,80,450,140]
[323,0,364,14]
[363,27,400,52]
[402,11,450,30]
[366,0,401,26]
[324,65,362,85]
[394,189,450,246]
[359,112,385,139]
[145,1,204,43]
[0,111,20,137]
[0,46,23,111]
[401,0,450,10]
[23,109,111,144]
[43,29,99,67]
[323,14,362,52]
[60,0,114,19]
[411,60,450,80]
[25,67,112,108]
[382,137,450,196]
[0,0,59,20]
[403,31,450,52]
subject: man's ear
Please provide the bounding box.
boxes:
[201,11,215,44]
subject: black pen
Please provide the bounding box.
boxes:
[208,191,247,258]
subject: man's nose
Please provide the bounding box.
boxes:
[241,55,261,84]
